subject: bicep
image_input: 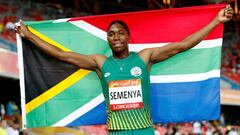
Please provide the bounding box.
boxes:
[150,42,184,63]
[59,51,99,70]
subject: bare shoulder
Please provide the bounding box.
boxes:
[91,54,107,68]
[138,48,154,64]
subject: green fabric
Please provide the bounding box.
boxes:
[151,46,221,75]
[26,72,102,127]
[108,126,155,135]
[101,52,153,130]
[30,22,111,55]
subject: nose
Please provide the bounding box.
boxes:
[113,33,120,41]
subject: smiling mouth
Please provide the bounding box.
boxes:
[113,42,122,47]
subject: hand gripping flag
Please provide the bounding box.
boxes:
[17,4,224,128]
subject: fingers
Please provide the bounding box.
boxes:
[14,20,24,34]
[225,5,233,14]
[14,19,29,37]
[14,27,19,33]
[224,4,234,18]
[14,23,20,34]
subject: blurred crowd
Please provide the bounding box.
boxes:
[0,0,64,47]
[222,32,240,84]
[78,120,240,135]
[0,0,103,51]
[154,121,240,135]
[0,101,28,135]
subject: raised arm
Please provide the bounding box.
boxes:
[15,21,106,75]
[139,5,233,69]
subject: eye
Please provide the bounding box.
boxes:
[119,31,125,35]
[108,32,113,37]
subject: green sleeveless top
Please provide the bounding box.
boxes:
[101,52,153,130]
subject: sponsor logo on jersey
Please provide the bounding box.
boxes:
[131,66,142,76]
[104,72,111,77]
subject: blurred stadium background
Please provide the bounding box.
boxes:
[0,0,239,134]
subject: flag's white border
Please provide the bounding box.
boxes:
[129,38,223,52]
[150,69,220,83]
[16,34,27,129]
[53,18,70,23]
[70,20,223,51]
[70,20,107,41]
[53,94,105,126]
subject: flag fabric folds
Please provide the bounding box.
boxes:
[17,4,225,128]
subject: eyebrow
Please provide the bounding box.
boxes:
[108,29,125,33]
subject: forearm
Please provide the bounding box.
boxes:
[148,17,221,64]
[181,17,220,50]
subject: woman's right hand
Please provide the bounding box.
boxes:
[14,20,30,38]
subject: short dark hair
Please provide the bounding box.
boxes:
[107,20,130,35]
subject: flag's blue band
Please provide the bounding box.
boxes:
[66,78,220,125]
[67,101,107,126]
[151,77,220,123]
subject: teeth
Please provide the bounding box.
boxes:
[115,43,121,46]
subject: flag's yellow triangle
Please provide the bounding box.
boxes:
[26,27,92,114]
[26,69,91,114]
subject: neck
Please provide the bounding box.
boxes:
[113,50,130,59]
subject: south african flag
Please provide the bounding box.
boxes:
[17,4,225,128]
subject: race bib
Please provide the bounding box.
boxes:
[108,79,143,110]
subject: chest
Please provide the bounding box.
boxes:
[103,62,145,82]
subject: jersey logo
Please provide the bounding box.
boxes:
[130,66,142,77]
[104,72,111,78]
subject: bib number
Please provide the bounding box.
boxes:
[108,79,143,110]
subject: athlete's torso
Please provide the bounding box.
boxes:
[101,52,153,130]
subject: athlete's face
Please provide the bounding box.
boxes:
[107,23,130,53]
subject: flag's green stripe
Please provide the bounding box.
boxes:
[151,46,221,75]
[28,26,71,52]
[29,22,111,56]
[26,72,102,127]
